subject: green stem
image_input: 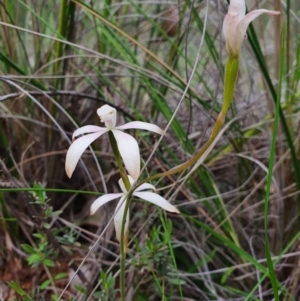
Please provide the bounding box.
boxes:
[108,131,131,190]
[222,57,239,115]
[108,131,131,301]
[120,190,133,301]
[49,0,68,147]
[263,31,285,301]
[53,0,68,92]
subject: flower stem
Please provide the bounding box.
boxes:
[108,131,131,191]
[108,131,131,301]
[139,56,239,186]
[222,56,239,115]
[120,189,133,301]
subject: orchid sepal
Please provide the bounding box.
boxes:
[66,131,105,178]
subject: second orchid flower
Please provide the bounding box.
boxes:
[223,0,280,58]
[90,176,179,244]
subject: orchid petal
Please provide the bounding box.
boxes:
[114,196,130,242]
[236,9,280,52]
[90,193,123,215]
[72,125,107,141]
[133,192,179,213]
[117,121,164,135]
[65,132,104,178]
[112,129,140,181]
[135,183,156,192]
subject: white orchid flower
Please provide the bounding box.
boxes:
[90,176,179,243]
[65,105,163,180]
[223,0,280,57]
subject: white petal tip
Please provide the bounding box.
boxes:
[66,168,73,179]
[90,204,98,215]
[265,11,280,16]
[168,207,180,214]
